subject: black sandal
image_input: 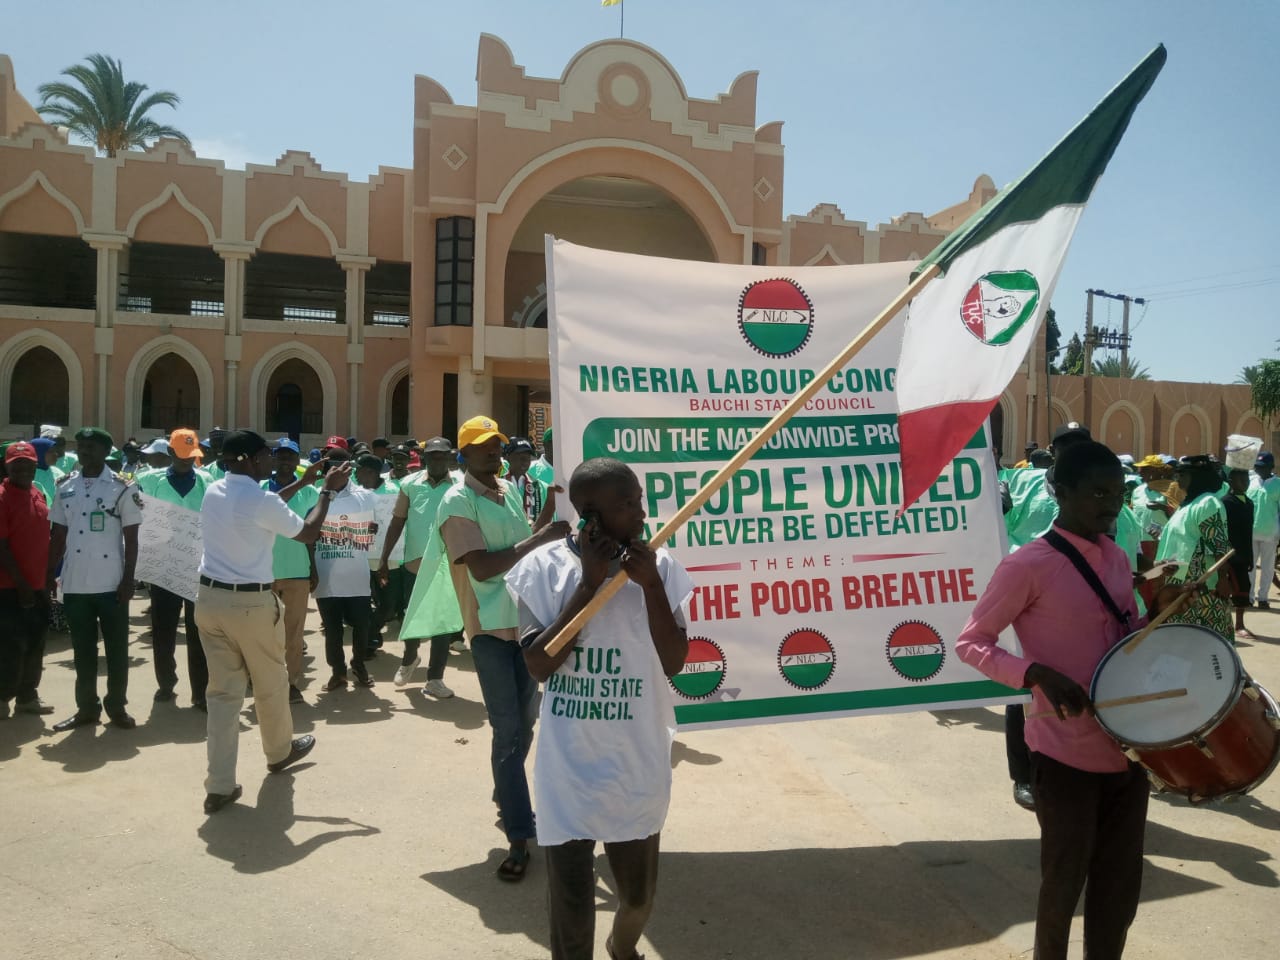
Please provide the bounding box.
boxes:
[605,935,645,960]
[496,846,530,882]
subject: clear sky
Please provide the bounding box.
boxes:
[8,0,1277,384]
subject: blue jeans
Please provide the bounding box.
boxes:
[470,633,537,842]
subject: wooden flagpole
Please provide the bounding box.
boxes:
[543,262,942,656]
[1121,548,1235,655]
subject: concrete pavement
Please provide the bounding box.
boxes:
[1,597,1277,960]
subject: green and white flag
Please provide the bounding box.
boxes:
[896,45,1166,509]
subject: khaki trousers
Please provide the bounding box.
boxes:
[195,585,294,795]
[272,578,311,684]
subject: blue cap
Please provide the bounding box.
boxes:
[274,438,300,454]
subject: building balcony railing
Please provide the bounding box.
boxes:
[140,406,202,431]
[117,272,224,317]
[0,265,95,310]
[266,412,324,435]
[244,280,345,323]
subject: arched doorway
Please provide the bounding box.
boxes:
[9,346,69,427]
[496,174,717,435]
[140,352,201,431]
[988,403,1005,463]
[266,359,323,440]
[504,175,715,332]
[389,374,410,438]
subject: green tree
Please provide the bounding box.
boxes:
[1250,359,1280,431]
[1091,355,1151,380]
[1044,308,1062,373]
[1237,364,1260,386]
[1060,332,1085,375]
[37,54,188,157]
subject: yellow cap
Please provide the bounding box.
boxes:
[457,415,507,450]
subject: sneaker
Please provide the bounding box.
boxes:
[289,684,305,704]
[423,679,454,699]
[15,697,55,715]
[1013,782,1035,811]
[1258,600,1271,610]
[323,675,349,692]
[394,656,422,686]
[450,639,467,653]
[154,687,176,703]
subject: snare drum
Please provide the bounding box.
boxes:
[1090,624,1280,802]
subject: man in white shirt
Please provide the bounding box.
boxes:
[1248,451,1280,607]
[48,428,143,733]
[196,430,348,815]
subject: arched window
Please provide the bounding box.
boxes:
[10,346,69,426]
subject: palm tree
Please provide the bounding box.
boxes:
[36,54,188,157]
[1237,364,1260,386]
[1091,355,1151,380]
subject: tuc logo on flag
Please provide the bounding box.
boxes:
[885,620,946,682]
[777,628,836,690]
[670,637,727,700]
[959,270,1041,346]
[737,278,815,359]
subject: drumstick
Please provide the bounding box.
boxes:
[1026,687,1188,720]
[1121,548,1235,656]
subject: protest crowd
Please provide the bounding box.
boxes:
[2,402,1279,960]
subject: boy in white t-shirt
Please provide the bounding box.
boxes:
[310,450,380,690]
[508,458,692,960]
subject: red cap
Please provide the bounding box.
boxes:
[324,436,349,450]
[5,441,37,464]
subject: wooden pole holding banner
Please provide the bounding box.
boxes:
[542,262,943,657]
[1122,548,1235,655]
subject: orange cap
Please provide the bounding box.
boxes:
[168,428,203,462]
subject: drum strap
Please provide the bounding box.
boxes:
[1043,529,1133,629]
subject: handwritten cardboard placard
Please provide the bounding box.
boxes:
[137,494,203,601]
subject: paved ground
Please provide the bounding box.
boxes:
[2,595,1277,960]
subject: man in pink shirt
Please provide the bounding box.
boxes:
[957,441,1183,960]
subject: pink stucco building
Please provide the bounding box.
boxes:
[0,38,1265,458]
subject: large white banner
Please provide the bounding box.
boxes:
[137,494,203,602]
[546,238,1022,729]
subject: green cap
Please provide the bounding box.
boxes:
[74,427,114,450]
[542,427,553,446]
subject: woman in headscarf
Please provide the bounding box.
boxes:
[1155,455,1233,638]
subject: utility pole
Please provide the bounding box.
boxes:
[1121,296,1131,370]
[1084,289,1094,378]
[1085,288,1145,373]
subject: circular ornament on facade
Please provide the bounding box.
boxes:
[598,63,651,119]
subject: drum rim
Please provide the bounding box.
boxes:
[1090,623,1243,749]
[1134,681,1280,802]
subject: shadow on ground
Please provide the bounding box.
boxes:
[29,695,216,772]
[422,819,1275,959]
[929,706,1008,733]
[197,769,380,873]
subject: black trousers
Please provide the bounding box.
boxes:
[1006,703,1031,783]
[149,584,208,702]
[545,834,661,960]
[316,595,372,677]
[0,589,48,703]
[1030,752,1148,960]
[401,631,462,681]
